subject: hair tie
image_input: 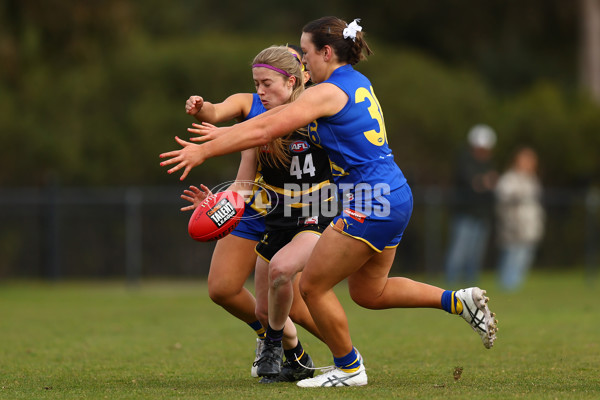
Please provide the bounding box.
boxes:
[289,52,305,72]
[252,64,291,77]
[343,18,362,42]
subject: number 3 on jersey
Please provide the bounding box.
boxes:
[290,154,316,179]
[356,86,388,146]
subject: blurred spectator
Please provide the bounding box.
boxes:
[444,124,498,284]
[495,147,545,291]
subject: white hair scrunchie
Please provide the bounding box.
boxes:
[343,18,362,42]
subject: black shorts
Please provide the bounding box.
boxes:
[255,224,327,262]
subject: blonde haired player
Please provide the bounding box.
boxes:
[181,45,321,380]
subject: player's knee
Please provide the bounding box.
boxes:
[298,276,314,302]
[268,263,294,289]
[207,287,227,306]
[207,281,237,306]
[288,308,306,327]
[255,304,268,325]
[349,286,380,309]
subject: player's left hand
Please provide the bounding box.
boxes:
[159,136,207,181]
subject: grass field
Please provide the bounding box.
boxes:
[1,269,598,399]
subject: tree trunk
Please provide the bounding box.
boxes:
[581,0,600,103]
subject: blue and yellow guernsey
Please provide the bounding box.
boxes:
[307,65,406,193]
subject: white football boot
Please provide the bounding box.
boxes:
[455,287,498,349]
[355,347,365,366]
[251,338,264,378]
[297,363,367,387]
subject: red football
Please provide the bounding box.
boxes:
[188,190,245,242]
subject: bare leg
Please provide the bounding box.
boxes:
[347,247,444,310]
[300,227,451,358]
[256,254,303,350]
[299,227,374,357]
[254,257,270,328]
[256,237,323,348]
[268,232,323,341]
[207,234,258,324]
[289,272,323,342]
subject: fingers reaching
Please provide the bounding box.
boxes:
[160,136,206,181]
[188,122,219,142]
[179,166,192,181]
[179,183,217,212]
[199,184,213,196]
[187,185,201,194]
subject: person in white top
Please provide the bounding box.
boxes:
[495,147,545,291]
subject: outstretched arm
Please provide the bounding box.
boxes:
[187,122,233,143]
[161,84,346,180]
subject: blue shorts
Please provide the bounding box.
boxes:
[230,203,266,241]
[331,183,413,252]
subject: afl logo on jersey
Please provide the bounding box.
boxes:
[290,140,310,153]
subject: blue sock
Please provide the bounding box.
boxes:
[334,347,361,372]
[441,290,463,314]
[248,320,266,339]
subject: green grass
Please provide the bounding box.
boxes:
[1,270,598,399]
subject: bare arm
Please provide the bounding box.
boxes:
[186,104,290,143]
[229,149,258,195]
[161,84,347,180]
[187,122,234,143]
[186,93,254,124]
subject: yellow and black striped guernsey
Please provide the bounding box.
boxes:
[256,130,337,230]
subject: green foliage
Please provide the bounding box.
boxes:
[0,33,280,186]
[0,1,598,187]
[495,82,600,185]
[359,44,494,184]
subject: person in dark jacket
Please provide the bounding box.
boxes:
[444,124,498,284]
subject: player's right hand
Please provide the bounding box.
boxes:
[185,96,204,115]
[180,184,212,211]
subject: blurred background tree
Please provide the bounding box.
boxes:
[1,0,599,188]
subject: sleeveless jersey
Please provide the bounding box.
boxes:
[257,130,335,230]
[307,65,407,194]
[245,93,267,120]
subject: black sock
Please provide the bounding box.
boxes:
[284,340,308,368]
[265,325,284,344]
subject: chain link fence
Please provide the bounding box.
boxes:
[1,184,598,281]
